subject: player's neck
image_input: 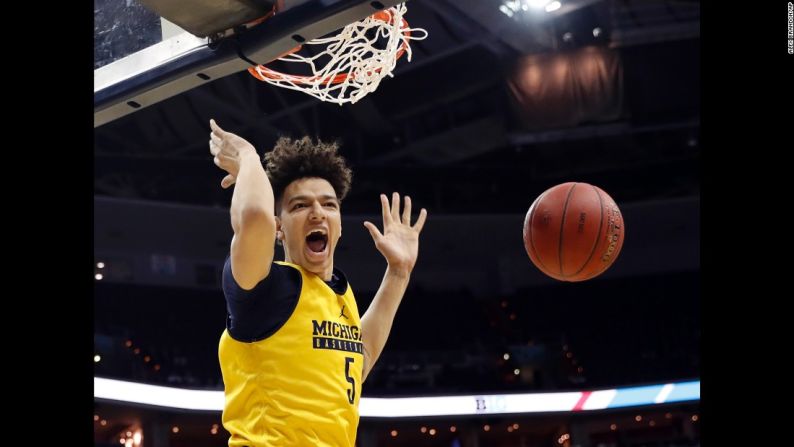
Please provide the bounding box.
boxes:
[284,255,334,281]
[315,264,334,282]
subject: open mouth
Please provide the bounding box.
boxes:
[306,230,328,253]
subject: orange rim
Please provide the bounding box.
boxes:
[248,10,414,86]
[244,0,282,28]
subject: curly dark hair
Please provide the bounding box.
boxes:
[264,136,353,210]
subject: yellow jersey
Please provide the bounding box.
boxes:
[219,261,363,447]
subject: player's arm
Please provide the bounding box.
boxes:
[360,193,427,382]
[210,119,277,290]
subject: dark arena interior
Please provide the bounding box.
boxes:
[94,0,700,445]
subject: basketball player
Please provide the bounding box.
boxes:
[208,119,427,447]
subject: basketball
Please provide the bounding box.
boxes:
[523,182,625,282]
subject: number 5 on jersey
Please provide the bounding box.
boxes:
[344,357,355,404]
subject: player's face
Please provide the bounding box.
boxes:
[277,177,342,279]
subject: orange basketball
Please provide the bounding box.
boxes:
[523,182,625,282]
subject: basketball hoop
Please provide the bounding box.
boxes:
[247,3,427,105]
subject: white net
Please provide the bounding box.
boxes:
[248,3,428,105]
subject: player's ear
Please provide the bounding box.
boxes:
[275,217,284,245]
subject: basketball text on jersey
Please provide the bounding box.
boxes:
[312,320,363,354]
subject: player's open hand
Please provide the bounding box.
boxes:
[363,193,427,275]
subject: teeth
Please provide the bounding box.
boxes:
[306,230,327,237]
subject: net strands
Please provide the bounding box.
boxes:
[248,3,428,104]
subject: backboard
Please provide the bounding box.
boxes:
[94,0,409,127]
